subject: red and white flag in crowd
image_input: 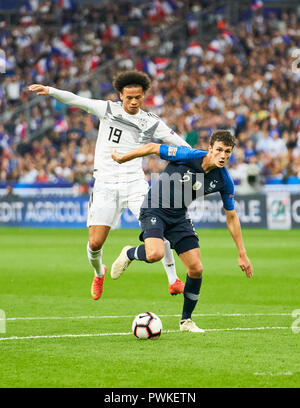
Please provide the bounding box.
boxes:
[144,94,164,108]
[89,55,100,71]
[207,39,221,53]
[153,57,170,78]
[186,41,203,57]
[148,0,165,21]
[154,57,169,69]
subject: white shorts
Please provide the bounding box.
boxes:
[87,178,149,228]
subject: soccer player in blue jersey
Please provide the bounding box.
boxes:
[111,130,254,332]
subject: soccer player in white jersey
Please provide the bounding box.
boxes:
[28,70,190,300]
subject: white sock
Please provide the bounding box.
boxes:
[161,240,178,285]
[87,243,105,277]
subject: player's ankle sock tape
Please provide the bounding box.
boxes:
[127,245,149,262]
[182,276,202,320]
[87,245,101,258]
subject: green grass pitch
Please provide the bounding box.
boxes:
[0,227,299,388]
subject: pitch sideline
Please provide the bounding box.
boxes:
[2,312,293,322]
[0,326,290,342]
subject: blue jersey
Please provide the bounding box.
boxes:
[141,145,235,218]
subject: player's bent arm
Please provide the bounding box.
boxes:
[159,144,206,162]
[28,84,106,117]
[225,209,253,278]
[111,143,161,164]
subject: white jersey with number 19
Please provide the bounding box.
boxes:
[48,87,189,183]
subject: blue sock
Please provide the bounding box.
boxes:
[181,275,202,320]
[127,245,149,263]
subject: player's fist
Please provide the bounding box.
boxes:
[238,253,253,278]
[111,149,124,164]
[28,84,49,95]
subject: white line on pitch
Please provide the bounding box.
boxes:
[0,326,290,342]
[2,312,292,322]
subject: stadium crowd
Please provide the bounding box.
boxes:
[0,0,300,194]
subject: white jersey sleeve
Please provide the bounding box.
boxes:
[48,87,107,118]
[154,118,191,147]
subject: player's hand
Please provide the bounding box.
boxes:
[238,253,253,278]
[28,84,49,95]
[111,149,125,164]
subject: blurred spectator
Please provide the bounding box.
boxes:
[4,184,18,197]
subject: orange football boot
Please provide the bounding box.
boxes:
[169,278,185,296]
[91,265,107,300]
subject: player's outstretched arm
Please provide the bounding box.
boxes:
[225,209,253,278]
[28,84,106,117]
[111,143,161,164]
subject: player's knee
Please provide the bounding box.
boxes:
[88,239,103,252]
[187,262,203,279]
[146,248,164,263]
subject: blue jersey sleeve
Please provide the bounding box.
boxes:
[159,144,207,162]
[220,167,235,210]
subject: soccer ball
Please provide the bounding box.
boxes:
[132,312,162,340]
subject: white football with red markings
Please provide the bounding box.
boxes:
[132,312,162,340]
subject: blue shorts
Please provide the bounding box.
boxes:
[139,209,199,255]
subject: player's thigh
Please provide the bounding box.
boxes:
[179,248,203,279]
[139,211,166,262]
[164,217,199,255]
[88,225,111,251]
[87,181,122,229]
[127,179,149,219]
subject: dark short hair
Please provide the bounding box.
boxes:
[113,70,151,93]
[209,130,236,148]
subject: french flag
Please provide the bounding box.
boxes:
[57,0,76,10]
[251,0,263,10]
[54,118,68,133]
[148,1,165,21]
[51,39,74,61]
[222,31,239,45]
[186,41,203,57]
[36,57,51,76]
[136,58,157,76]
[61,33,74,50]
[187,17,198,36]
[161,0,177,15]
[21,0,38,13]
[103,24,123,41]
[0,54,14,72]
